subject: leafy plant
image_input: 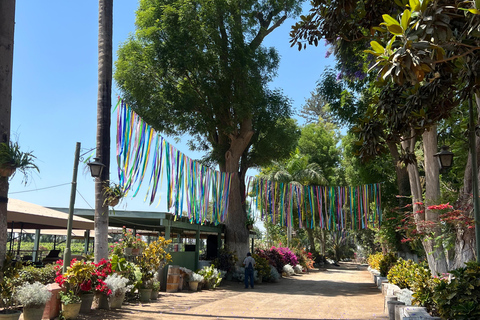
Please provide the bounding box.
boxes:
[432,261,480,319]
[55,259,96,295]
[59,290,81,305]
[367,252,384,270]
[0,255,22,313]
[15,264,56,285]
[16,282,51,307]
[197,265,222,289]
[103,182,125,207]
[387,258,426,290]
[0,141,39,184]
[379,252,397,277]
[411,263,439,315]
[189,273,204,283]
[135,237,172,288]
[212,248,238,272]
[252,254,270,279]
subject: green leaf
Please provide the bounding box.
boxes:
[409,0,420,11]
[364,50,380,56]
[468,8,480,15]
[373,26,387,33]
[386,36,396,51]
[383,14,400,26]
[371,41,385,54]
[388,24,404,35]
[401,9,411,30]
[476,0,480,10]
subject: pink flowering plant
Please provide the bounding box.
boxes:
[54,259,96,295]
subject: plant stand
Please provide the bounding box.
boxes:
[61,302,81,320]
[22,304,46,320]
[138,288,152,303]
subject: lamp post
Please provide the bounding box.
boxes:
[62,144,104,273]
[434,145,454,173]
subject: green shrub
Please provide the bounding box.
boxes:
[387,258,426,290]
[411,263,439,315]
[379,253,397,277]
[367,252,384,270]
[432,261,480,319]
[15,264,56,286]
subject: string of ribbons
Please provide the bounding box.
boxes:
[116,99,232,225]
[248,178,382,230]
[116,98,382,229]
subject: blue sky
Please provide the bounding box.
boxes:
[9,1,332,213]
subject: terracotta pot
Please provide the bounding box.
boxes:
[0,166,15,178]
[22,304,45,320]
[138,288,152,303]
[0,310,22,320]
[61,302,81,320]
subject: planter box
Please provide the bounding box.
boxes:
[42,283,64,320]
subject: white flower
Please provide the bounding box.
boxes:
[16,282,51,307]
[105,274,131,296]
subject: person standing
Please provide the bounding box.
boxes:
[243,252,256,289]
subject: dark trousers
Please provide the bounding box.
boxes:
[245,268,254,288]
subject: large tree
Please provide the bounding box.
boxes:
[0,0,15,270]
[114,0,303,257]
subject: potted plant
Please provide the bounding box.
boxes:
[0,141,38,183]
[198,265,222,289]
[134,237,171,302]
[15,282,51,320]
[104,273,131,309]
[59,291,81,320]
[245,214,255,230]
[150,280,160,300]
[0,256,22,320]
[103,182,125,207]
[54,259,96,314]
[132,234,147,256]
[92,259,113,310]
[188,273,204,291]
[212,248,238,280]
[120,227,135,255]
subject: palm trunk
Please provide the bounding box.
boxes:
[0,0,16,270]
[94,0,113,263]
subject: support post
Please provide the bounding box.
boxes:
[469,97,480,263]
[84,230,90,255]
[32,229,40,262]
[63,142,81,273]
[195,227,200,270]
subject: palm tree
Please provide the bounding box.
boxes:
[94,0,113,262]
[0,0,16,270]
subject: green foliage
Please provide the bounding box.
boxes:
[387,258,426,290]
[0,141,39,184]
[62,260,96,295]
[211,248,238,273]
[197,264,222,289]
[410,264,439,315]
[135,237,172,287]
[59,290,81,305]
[1,255,22,311]
[252,254,270,278]
[15,264,56,286]
[379,252,397,277]
[103,181,125,207]
[433,261,480,319]
[367,252,384,270]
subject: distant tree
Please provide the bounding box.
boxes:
[115,0,304,257]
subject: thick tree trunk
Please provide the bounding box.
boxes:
[223,124,254,262]
[94,0,112,263]
[422,126,448,274]
[0,0,15,270]
[386,140,411,203]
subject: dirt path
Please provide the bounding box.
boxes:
[79,262,387,320]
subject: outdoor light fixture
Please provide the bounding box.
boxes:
[434,145,454,172]
[87,157,105,178]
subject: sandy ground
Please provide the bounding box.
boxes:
[77,262,388,320]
